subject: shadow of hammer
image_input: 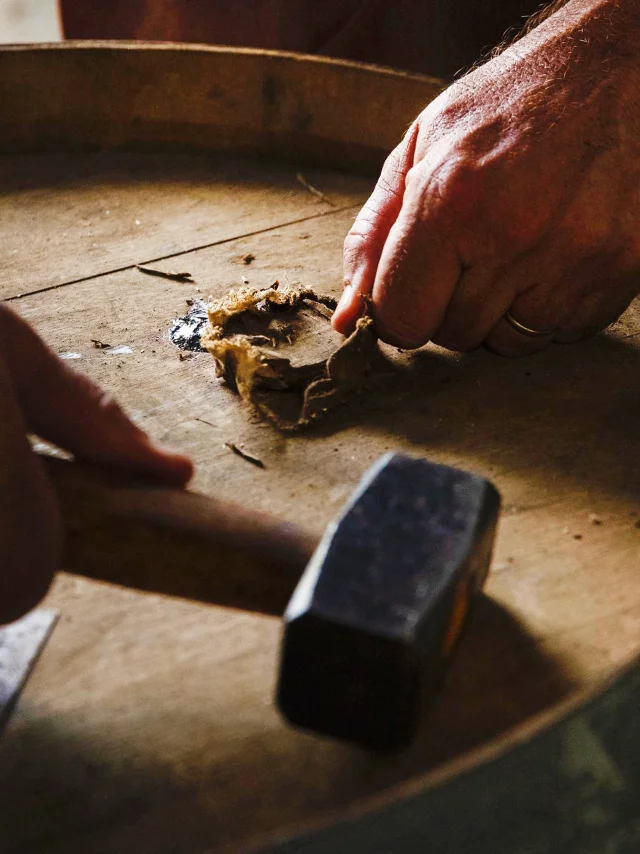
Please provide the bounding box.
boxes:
[42,452,500,751]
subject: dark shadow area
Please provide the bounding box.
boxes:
[0,151,367,195]
[309,324,640,506]
[320,595,578,803]
[417,595,578,765]
[0,597,577,854]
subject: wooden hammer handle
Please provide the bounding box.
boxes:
[42,456,318,616]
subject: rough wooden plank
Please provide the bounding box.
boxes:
[4,203,639,852]
[0,152,369,300]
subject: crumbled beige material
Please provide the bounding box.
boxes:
[201,285,376,431]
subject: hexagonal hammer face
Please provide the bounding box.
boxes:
[277,453,501,750]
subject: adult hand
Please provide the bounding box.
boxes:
[334,0,640,356]
[0,305,193,625]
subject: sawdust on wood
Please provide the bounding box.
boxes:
[201,285,376,431]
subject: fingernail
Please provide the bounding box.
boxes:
[333,285,363,334]
[335,284,355,316]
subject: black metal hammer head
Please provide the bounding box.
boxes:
[277,453,501,751]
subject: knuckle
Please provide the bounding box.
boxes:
[407,156,485,225]
[344,185,398,245]
[377,171,403,203]
[343,187,396,271]
[380,152,408,195]
[343,227,368,269]
[343,228,365,252]
[344,203,378,243]
[385,120,419,174]
[417,85,472,136]
[375,135,415,201]
[403,163,424,194]
[375,312,430,350]
[439,160,483,213]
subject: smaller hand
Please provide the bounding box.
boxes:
[0,305,193,625]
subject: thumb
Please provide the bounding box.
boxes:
[333,121,419,334]
[0,307,193,487]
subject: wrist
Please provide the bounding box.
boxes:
[539,0,640,49]
[498,0,640,84]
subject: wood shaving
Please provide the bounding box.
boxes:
[137,265,194,283]
[224,443,265,468]
[201,285,376,432]
[295,173,335,206]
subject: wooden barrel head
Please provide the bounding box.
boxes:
[0,44,639,853]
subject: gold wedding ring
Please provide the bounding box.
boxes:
[504,312,555,338]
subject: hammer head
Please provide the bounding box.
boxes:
[277,453,500,750]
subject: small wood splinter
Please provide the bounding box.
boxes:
[224,442,265,469]
[137,265,194,283]
[295,173,335,206]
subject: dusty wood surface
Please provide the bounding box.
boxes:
[0,153,367,301]
[0,44,639,854]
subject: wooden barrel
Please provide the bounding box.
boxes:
[0,43,638,853]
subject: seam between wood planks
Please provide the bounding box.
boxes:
[3,203,361,303]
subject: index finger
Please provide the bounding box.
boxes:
[332,122,419,335]
[0,307,193,486]
[371,175,463,348]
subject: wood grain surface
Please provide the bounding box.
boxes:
[0,44,639,854]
